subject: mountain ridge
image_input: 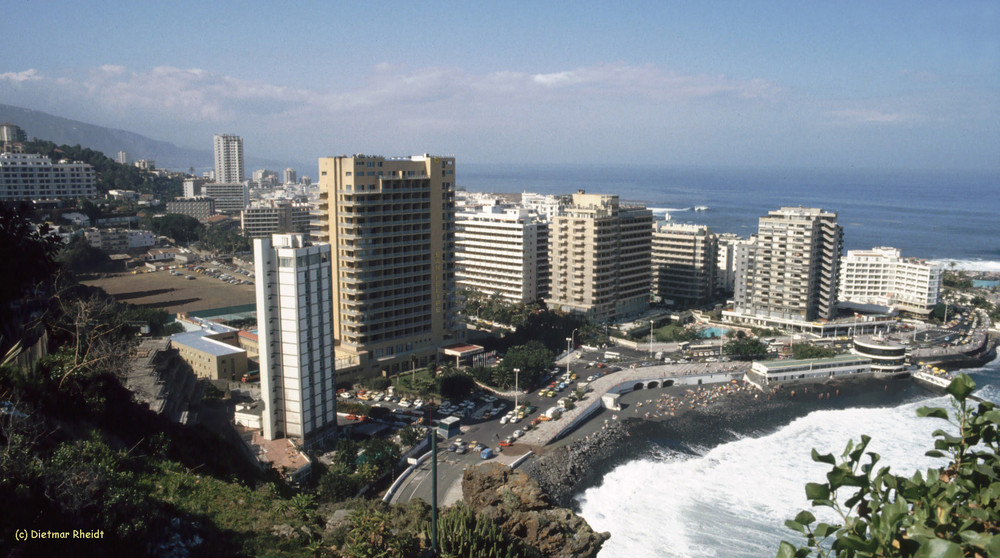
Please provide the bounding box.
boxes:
[0,104,308,174]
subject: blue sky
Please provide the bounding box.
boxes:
[2,1,998,172]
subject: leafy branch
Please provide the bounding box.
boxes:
[779,374,1000,558]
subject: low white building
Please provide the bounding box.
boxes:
[839,247,942,315]
[747,354,872,386]
[84,228,156,252]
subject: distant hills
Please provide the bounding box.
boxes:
[0,104,307,174]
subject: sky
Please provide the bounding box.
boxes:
[2,1,998,172]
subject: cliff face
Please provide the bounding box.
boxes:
[462,463,609,558]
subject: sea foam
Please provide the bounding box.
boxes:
[576,398,956,558]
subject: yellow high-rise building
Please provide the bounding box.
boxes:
[314,154,459,377]
[546,191,652,323]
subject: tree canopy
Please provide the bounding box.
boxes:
[724,335,769,359]
[56,236,115,275]
[792,344,837,360]
[148,213,203,244]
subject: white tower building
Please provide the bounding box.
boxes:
[213,134,245,184]
[254,234,336,445]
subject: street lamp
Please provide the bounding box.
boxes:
[565,337,573,378]
[513,368,520,409]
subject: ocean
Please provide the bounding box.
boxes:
[460,163,1000,556]
[462,164,1000,270]
[572,357,1000,558]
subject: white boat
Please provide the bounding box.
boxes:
[694,205,709,211]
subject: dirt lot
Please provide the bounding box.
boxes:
[83,269,256,314]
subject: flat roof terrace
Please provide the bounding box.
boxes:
[171,331,244,357]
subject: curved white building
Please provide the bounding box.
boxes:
[852,335,907,375]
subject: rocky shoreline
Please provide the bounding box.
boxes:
[522,374,926,509]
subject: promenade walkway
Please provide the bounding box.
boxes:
[521,360,751,447]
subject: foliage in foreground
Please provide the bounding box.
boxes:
[779,374,1000,557]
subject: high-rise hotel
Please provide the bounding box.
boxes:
[546,191,652,323]
[213,134,245,184]
[455,204,549,304]
[254,234,336,445]
[732,206,843,323]
[313,154,459,377]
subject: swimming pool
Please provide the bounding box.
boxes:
[701,327,730,338]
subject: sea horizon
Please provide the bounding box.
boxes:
[460,163,1000,271]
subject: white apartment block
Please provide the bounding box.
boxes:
[314,154,459,376]
[84,228,155,252]
[715,233,745,294]
[0,123,27,144]
[213,134,245,184]
[456,204,549,304]
[284,168,297,185]
[839,247,942,314]
[0,152,97,201]
[732,207,842,322]
[519,192,565,221]
[651,221,717,309]
[204,182,249,214]
[731,236,757,309]
[546,191,652,323]
[253,169,280,188]
[182,178,208,198]
[254,234,336,445]
[241,200,312,238]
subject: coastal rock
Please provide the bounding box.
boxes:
[463,462,550,511]
[462,463,609,558]
[522,419,632,508]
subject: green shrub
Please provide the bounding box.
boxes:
[779,374,1000,557]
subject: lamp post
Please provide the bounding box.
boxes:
[565,337,572,378]
[513,368,520,410]
[567,327,580,375]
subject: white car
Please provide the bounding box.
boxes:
[499,415,510,425]
[512,429,524,438]
[398,399,411,408]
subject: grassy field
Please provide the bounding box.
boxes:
[83,269,256,314]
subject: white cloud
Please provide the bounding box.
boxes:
[0,69,42,82]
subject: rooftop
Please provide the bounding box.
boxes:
[757,354,870,371]
[170,331,244,357]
